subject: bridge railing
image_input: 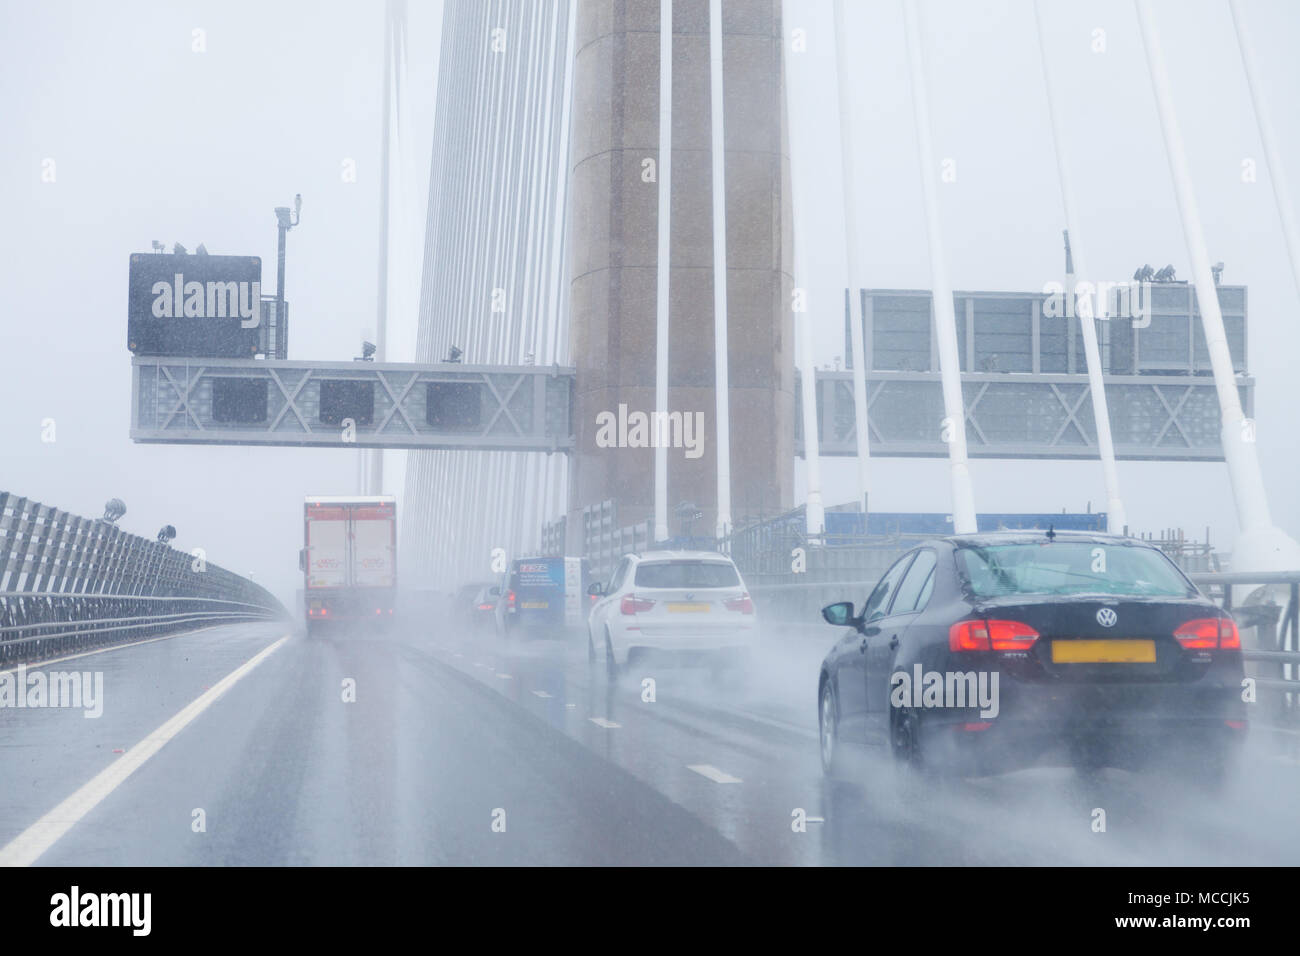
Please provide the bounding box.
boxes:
[1190,571,1300,733]
[0,491,286,664]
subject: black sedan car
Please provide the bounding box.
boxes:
[453,582,499,636]
[817,532,1246,781]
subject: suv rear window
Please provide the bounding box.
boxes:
[634,561,740,589]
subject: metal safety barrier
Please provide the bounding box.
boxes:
[1,492,287,664]
[1191,571,1300,732]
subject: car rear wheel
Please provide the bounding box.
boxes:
[890,709,929,791]
[605,631,620,680]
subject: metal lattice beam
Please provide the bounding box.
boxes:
[797,370,1251,461]
[131,357,576,452]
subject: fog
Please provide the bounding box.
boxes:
[3,0,1299,604]
[1,0,1298,877]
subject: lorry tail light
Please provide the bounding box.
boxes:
[621,594,655,615]
[507,590,516,609]
[949,619,1039,652]
[725,594,754,614]
[1175,617,1239,650]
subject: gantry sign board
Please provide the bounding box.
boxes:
[796,370,1252,461]
[130,357,576,452]
[127,253,263,358]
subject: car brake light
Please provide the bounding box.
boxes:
[477,603,493,610]
[725,594,754,614]
[507,590,516,608]
[1175,617,1239,650]
[949,619,1039,652]
[621,594,655,615]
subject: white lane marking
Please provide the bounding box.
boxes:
[0,635,289,868]
[0,622,268,677]
[566,703,576,709]
[453,652,464,658]
[496,673,512,680]
[532,690,552,699]
[589,717,621,729]
[687,764,743,784]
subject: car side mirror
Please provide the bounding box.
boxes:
[821,601,859,628]
[298,548,306,572]
[587,582,604,596]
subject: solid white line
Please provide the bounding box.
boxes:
[687,763,742,784]
[589,717,621,729]
[0,634,289,867]
[532,690,552,699]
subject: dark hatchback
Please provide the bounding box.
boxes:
[817,532,1246,781]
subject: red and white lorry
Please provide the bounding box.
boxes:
[300,496,397,634]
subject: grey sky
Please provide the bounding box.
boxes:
[2,0,1298,605]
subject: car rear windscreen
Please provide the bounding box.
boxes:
[634,561,740,589]
[957,542,1194,598]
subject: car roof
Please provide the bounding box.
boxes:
[632,549,734,562]
[943,531,1150,548]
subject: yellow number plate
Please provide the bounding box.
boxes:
[521,601,548,609]
[667,603,710,613]
[1051,640,1156,663]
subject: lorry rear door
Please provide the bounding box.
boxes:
[351,505,395,588]
[307,509,348,589]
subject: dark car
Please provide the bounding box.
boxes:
[453,582,498,635]
[816,532,1246,782]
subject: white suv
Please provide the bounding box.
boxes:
[586,550,756,676]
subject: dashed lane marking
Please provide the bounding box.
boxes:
[687,764,743,784]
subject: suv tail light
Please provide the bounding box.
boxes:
[725,594,754,614]
[621,594,655,615]
[949,619,1039,652]
[1175,617,1239,650]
